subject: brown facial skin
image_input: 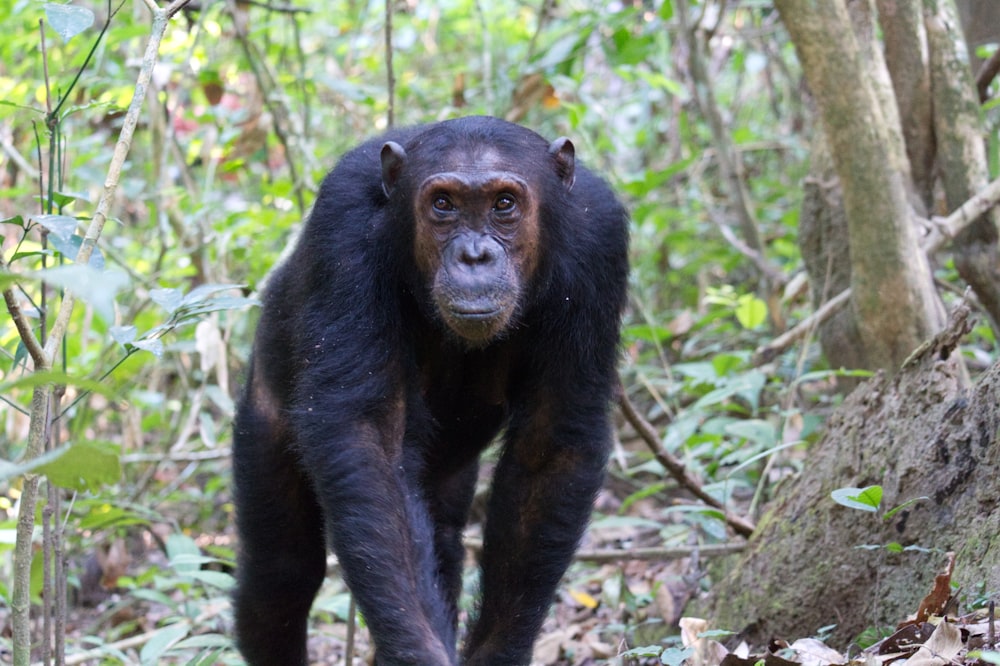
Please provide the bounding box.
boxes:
[413,170,539,344]
[380,137,573,347]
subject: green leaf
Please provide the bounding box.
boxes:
[660,646,694,665]
[45,3,95,42]
[697,629,735,639]
[734,294,767,329]
[883,495,930,521]
[139,622,190,665]
[35,442,120,491]
[724,419,777,447]
[0,448,66,482]
[0,368,117,398]
[185,569,235,591]
[109,325,138,345]
[619,645,663,658]
[166,534,201,574]
[32,214,78,241]
[131,338,164,358]
[48,233,105,268]
[34,265,128,322]
[831,485,883,512]
[150,287,184,313]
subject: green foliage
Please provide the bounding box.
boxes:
[0,0,993,661]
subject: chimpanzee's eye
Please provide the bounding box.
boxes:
[433,196,455,212]
[494,194,516,212]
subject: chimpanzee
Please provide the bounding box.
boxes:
[232,115,629,665]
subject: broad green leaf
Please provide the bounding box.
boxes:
[185,569,235,591]
[660,647,694,665]
[139,622,190,666]
[35,442,120,491]
[883,495,930,521]
[150,287,184,313]
[45,3,95,42]
[0,446,72,482]
[711,353,744,377]
[735,294,767,329]
[32,214,77,241]
[697,630,735,639]
[132,338,164,358]
[619,645,663,658]
[831,485,883,512]
[34,265,128,322]
[166,534,201,574]
[724,419,777,447]
[0,369,116,398]
[109,325,138,345]
[48,233,105,268]
[172,634,232,650]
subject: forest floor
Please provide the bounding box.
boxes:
[50,453,1000,666]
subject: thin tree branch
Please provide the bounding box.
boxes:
[976,46,1000,102]
[384,0,395,127]
[462,537,745,562]
[617,390,756,538]
[752,288,851,365]
[677,1,767,274]
[754,176,1000,365]
[3,288,46,368]
[12,5,190,664]
[924,174,1000,254]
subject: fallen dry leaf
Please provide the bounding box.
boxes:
[910,552,956,625]
[899,620,962,666]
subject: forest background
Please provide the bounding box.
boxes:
[2,0,1000,664]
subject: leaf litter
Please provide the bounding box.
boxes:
[670,551,1000,666]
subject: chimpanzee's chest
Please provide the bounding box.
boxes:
[414,340,518,443]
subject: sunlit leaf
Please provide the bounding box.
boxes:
[45,3,95,42]
[568,589,599,609]
[734,294,767,329]
[33,214,78,241]
[831,485,883,512]
[35,442,120,491]
[34,265,128,322]
[139,622,190,666]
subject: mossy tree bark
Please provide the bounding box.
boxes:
[775,0,946,372]
[701,307,1000,646]
[698,0,1000,646]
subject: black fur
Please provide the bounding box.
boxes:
[232,116,629,665]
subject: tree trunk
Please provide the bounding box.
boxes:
[700,305,1000,646]
[877,0,935,206]
[926,0,1000,334]
[775,0,946,372]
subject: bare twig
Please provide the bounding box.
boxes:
[976,47,1000,103]
[224,0,306,214]
[384,0,395,127]
[10,4,191,664]
[923,175,1000,254]
[120,448,231,464]
[573,542,745,563]
[462,537,745,562]
[715,216,787,287]
[752,288,851,365]
[753,175,1000,364]
[618,391,755,538]
[677,1,768,278]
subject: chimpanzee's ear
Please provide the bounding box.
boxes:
[380,141,407,197]
[548,137,576,192]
